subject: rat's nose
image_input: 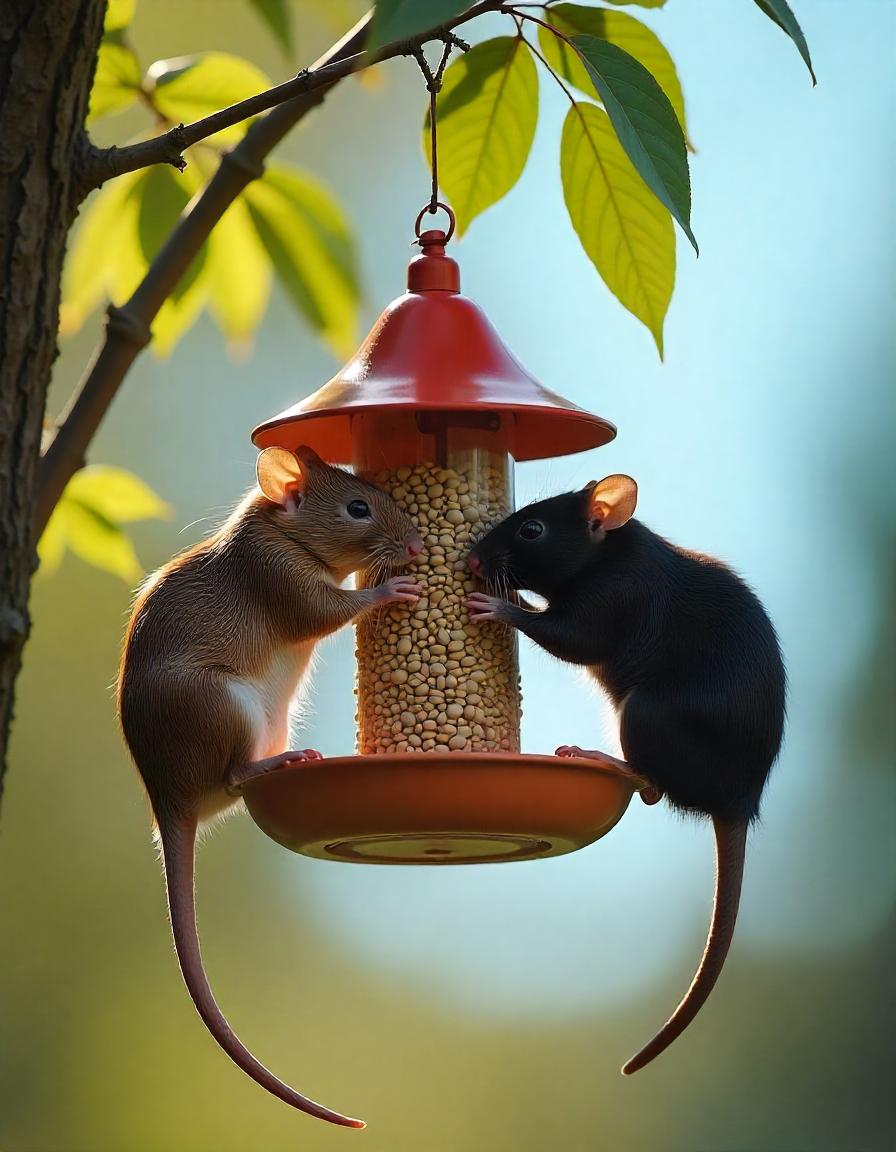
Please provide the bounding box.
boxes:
[467,553,482,575]
[405,537,423,559]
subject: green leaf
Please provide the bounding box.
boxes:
[104,0,136,31]
[538,4,686,137]
[367,1,470,54]
[424,36,538,236]
[147,53,273,145]
[38,466,170,584]
[571,35,696,253]
[245,165,359,357]
[206,195,272,354]
[248,0,293,55]
[66,466,172,523]
[561,103,675,356]
[603,1,667,7]
[753,0,816,84]
[89,37,141,121]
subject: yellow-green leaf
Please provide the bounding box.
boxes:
[425,37,538,236]
[59,170,144,336]
[61,159,216,356]
[89,38,141,121]
[104,0,136,32]
[206,196,272,355]
[146,53,272,145]
[65,466,172,523]
[135,165,209,356]
[60,502,142,583]
[36,509,69,574]
[245,165,359,357]
[38,466,170,584]
[561,102,675,356]
[538,4,687,137]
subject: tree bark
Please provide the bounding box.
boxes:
[0,0,105,803]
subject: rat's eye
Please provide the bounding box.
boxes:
[347,499,371,520]
[518,519,544,541]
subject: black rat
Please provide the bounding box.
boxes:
[118,445,423,1127]
[465,474,785,1074]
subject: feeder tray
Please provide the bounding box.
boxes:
[242,752,641,865]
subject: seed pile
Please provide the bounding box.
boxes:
[355,461,521,755]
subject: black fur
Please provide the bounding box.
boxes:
[469,489,786,823]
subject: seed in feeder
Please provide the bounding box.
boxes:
[354,459,521,756]
[390,668,408,685]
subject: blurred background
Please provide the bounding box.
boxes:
[2,1,894,1149]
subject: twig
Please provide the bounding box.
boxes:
[35,2,505,537]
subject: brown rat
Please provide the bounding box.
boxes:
[117,445,423,1127]
[466,475,785,1075]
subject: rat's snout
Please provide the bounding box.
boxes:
[405,536,424,561]
[467,552,482,576]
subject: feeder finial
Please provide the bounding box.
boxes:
[409,202,459,294]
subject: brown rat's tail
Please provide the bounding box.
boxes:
[157,814,365,1128]
[622,817,747,1075]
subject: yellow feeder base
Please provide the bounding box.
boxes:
[242,753,643,865]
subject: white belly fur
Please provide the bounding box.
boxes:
[229,642,316,761]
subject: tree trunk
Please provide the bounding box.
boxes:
[0,0,105,805]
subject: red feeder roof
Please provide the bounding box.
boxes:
[252,229,616,463]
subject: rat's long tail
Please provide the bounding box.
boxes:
[622,817,748,1075]
[157,814,365,1128]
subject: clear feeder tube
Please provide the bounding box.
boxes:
[352,411,522,755]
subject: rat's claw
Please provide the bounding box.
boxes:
[280,749,321,765]
[380,574,423,604]
[555,745,585,759]
[466,592,506,623]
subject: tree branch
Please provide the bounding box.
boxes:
[36,2,505,537]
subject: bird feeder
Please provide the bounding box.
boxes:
[244,207,643,865]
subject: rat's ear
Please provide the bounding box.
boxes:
[256,447,305,507]
[585,474,638,531]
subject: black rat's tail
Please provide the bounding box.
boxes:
[157,814,365,1128]
[622,817,748,1075]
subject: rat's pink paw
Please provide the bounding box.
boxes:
[279,749,322,766]
[555,744,585,759]
[378,574,422,605]
[466,592,507,623]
